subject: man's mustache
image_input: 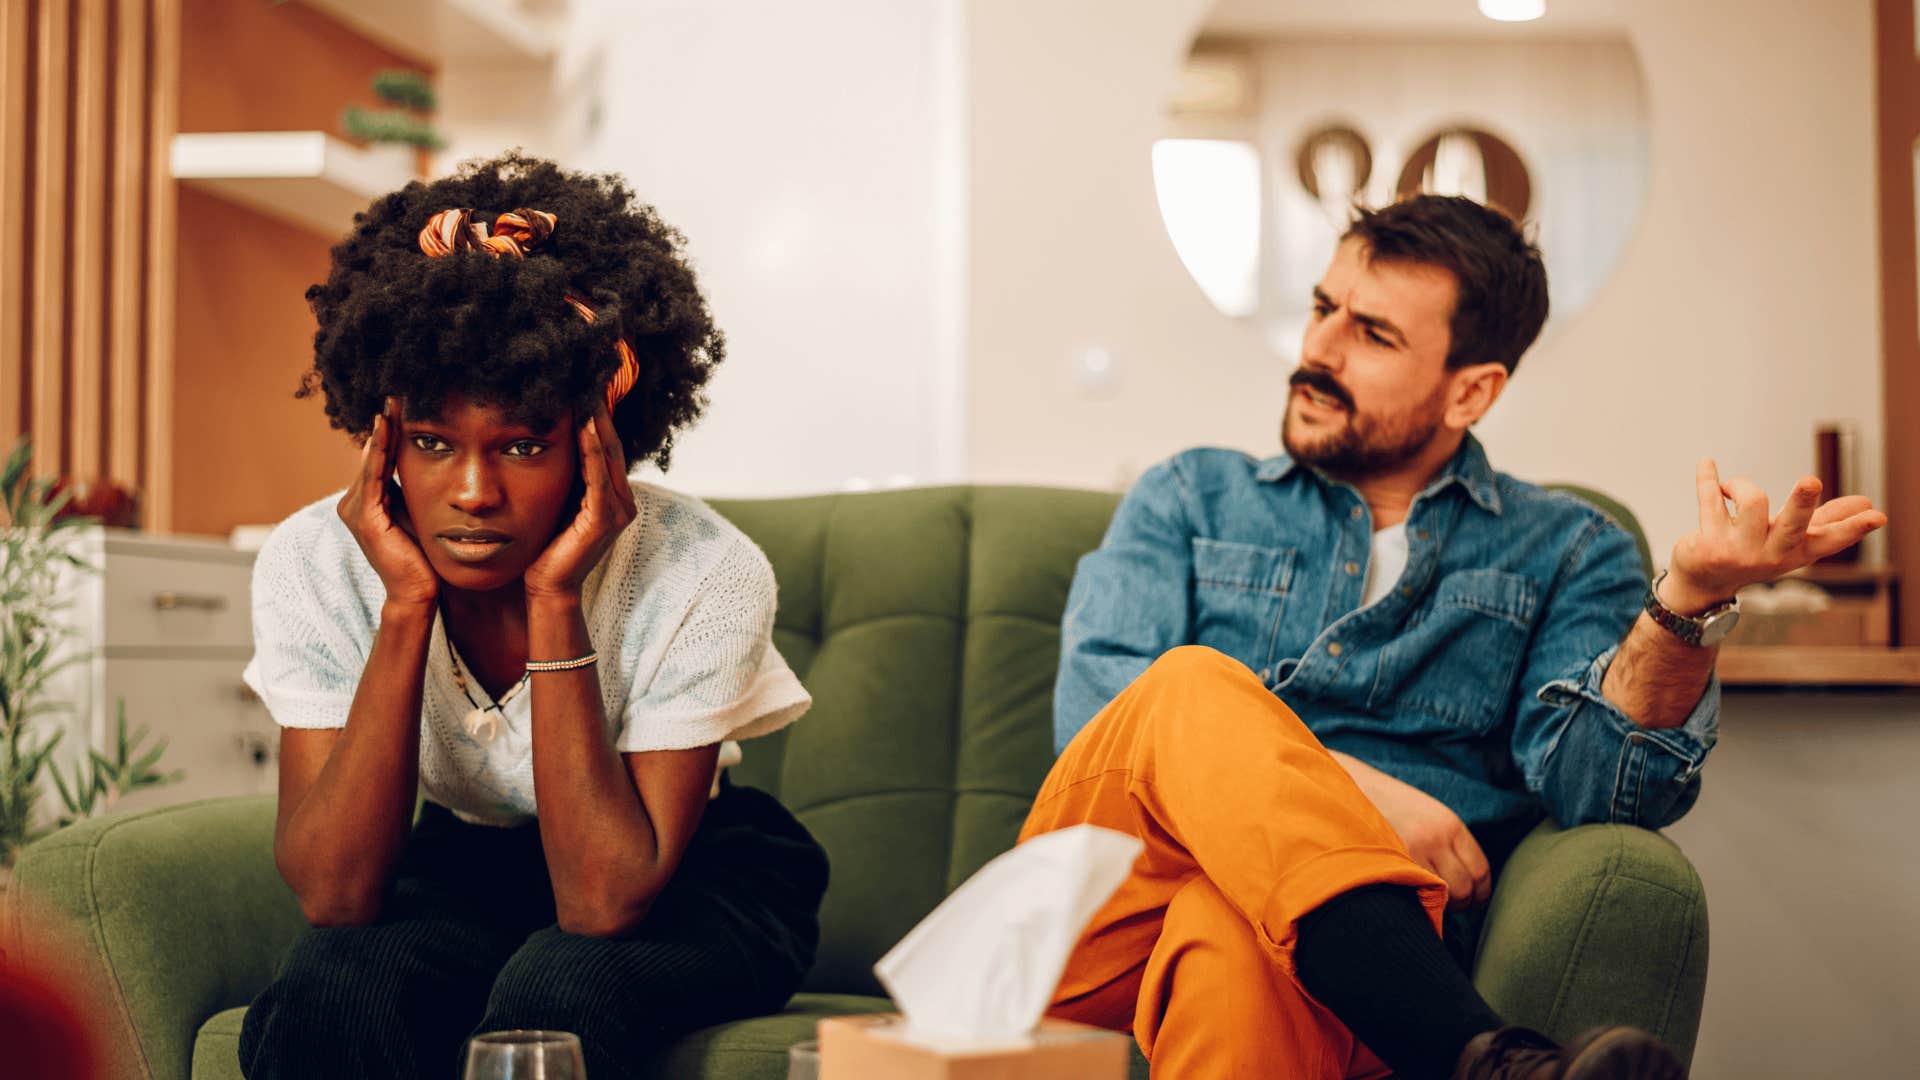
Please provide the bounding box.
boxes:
[1290,367,1353,410]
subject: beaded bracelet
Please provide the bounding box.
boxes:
[524,652,599,673]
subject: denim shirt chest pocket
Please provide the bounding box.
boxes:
[1369,568,1540,734]
[1191,538,1297,669]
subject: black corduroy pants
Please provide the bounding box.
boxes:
[237,781,829,1079]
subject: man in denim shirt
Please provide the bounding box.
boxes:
[1019,196,1885,1080]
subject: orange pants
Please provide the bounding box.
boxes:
[1019,646,1450,1079]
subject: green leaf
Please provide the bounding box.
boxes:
[20,699,73,721]
[0,437,30,509]
[130,743,165,777]
[48,760,82,814]
[40,485,75,521]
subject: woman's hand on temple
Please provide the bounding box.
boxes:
[337,397,438,608]
[524,400,638,601]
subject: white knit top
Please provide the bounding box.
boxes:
[241,479,811,826]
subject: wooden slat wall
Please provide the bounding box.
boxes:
[0,2,28,451]
[145,0,179,531]
[0,0,178,530]
[27,0,68,477]
[1877,0,1920,646]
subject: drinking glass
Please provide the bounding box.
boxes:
[787,1038,821,1080]
[463,1029,587,1080]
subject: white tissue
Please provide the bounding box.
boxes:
[873,824,1144,1044]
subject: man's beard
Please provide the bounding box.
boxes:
[1281,368,1449,478]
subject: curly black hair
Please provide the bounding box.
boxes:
[299,151,724,468]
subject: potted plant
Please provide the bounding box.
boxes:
[0,438,177,877]
[343,68,445,169]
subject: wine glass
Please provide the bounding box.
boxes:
[787,1038,821,1080]
[463,1029,587,1079]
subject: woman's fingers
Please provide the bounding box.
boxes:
[381,398,404,477]
[351,423,376,508]
[360,415,383,492]
[595,400,636,516]
[575,414,612,527]
[386,479,419,539]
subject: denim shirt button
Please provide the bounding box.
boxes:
[1416,529,1431,541]
[1344,561,1360,576]
[1327,642,1344,657]
[1350,506,1364,520]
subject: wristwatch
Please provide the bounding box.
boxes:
[1644,570,1741,647]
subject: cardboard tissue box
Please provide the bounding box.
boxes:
[818,1014,1128,1079]
[818,825,1145,1079]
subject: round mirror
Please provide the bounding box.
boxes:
[1156,0,1651,361]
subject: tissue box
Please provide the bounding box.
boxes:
[818,1014,1129,1079]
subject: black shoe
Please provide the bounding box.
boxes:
[1452,1024,1687,1080]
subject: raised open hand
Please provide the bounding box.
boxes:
[523,400,639,600]
[1664,458,1888,613]
[336,397,438,608]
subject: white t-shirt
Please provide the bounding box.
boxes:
[241,479,810,826]
[1360,522,1410,609]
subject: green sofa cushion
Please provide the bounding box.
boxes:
[709,488,1117,995]
[190,1009,246,1080]
[1475,821,1709,1063]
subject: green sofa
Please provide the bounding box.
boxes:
[11,485,1707,1079]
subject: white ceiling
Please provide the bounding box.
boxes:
[1199,0,1629,40]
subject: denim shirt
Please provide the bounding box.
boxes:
[1054,436,1720,848]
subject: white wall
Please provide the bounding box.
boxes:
[1232,35,1650,364]
[1667,690,1920,1079]
[441,0,968,497]
[967,0,1884,570]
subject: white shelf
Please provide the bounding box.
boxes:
[302,0,561,64]
[170,131,415,238]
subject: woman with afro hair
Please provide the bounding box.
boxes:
[234,153,828,1078]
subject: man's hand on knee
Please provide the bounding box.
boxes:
[1329,751,1490,909]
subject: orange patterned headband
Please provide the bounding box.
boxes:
[417,207,640,414]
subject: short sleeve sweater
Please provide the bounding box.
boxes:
[240,479,810,826]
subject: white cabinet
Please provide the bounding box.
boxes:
[47,529,274,817]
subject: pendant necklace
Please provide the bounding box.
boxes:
[447,635,528,745]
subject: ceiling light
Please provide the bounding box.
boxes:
[1478,0,1546,21]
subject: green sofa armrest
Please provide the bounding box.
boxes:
[1473,821,1709,1067]
[9,795,299,1080]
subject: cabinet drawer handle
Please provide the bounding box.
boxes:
[153,591,227,612]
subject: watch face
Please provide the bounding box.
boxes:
[1698,609,1741,647]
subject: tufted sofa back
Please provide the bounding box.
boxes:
[708,486,1119,995]
[707,482,1647,997]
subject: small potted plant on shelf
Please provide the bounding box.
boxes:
[344,68,445,169]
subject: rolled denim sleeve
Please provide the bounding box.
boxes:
[1054,459,1196,754]
[1508,515,1720,829]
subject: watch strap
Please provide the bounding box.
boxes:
[1644,570,1734,648]
[1644,580,1703,646]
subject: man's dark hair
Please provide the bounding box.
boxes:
[1343,194,1548,374]
[300,151,723,469]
